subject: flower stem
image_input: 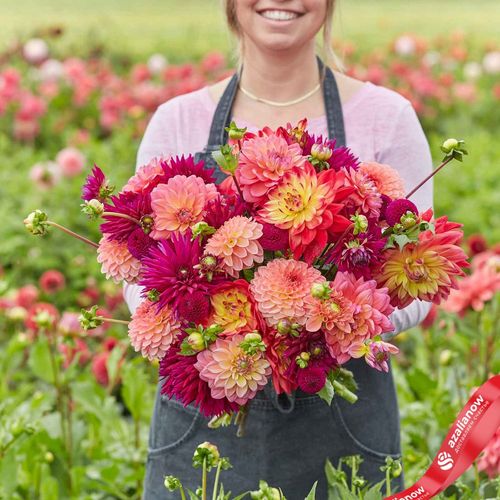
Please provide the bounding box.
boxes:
[96,317,130,326]
[385,467,392,496]
[332,380,358,404]
[202,457,208,500]
[102,211,141,225]
[46,221,99,248]
[212,461,222,500]
[405,157,453,200]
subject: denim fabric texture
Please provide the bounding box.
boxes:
[143,57,403,500]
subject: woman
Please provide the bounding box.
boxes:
[124,1,433,498]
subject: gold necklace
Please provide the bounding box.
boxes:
[238,81,321,107]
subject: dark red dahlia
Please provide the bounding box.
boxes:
[259,223,290,252]
[139,232,209,311]
[100,191,152,242]
[326,225,387,279]
[82,165,112,202]
[466,234,488,256]
[385,199,418,227]
[203,194,246,229]
[297,366,327,394]
[177,291,211,325]
[162,155,216,184]
[160,337,239,417]
[127,227,155,259]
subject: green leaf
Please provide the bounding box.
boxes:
[106,344,123,387]
[305,481,318,500]
[28,338,55,384]
[317,379,334,405]
[406,367,437,400]
[393,233,413,250]
[40,475,59,500]
[363,481,384,500]
[121,363,149,421]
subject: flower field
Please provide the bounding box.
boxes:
[0,1,499,498]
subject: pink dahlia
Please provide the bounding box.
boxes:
[101,191,151,242]
[358,162,405,199]
[342,167,383,219]
[97,235,141,284]
[56,147,85,178]
[441,258,500,316]
[39,269,66,294]
[376,216,469,308]
[349,339,399,373]
[250,258,324,327]
[478,427,500,478]
[160,337,239,417]
[236,132,306,204]
[194,334,271,405]
[204,216,264,278]
[150,174,217,239]
[323,272,394,364]
[123,156,167,194]
[140,232,209,311]
[128,299,182,360]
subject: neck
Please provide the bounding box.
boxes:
[239,40,320,102]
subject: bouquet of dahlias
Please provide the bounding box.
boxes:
[25,120,469,421]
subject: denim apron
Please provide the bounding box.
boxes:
[143,58,404,499]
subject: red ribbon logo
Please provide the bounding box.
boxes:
[385,374,500,499]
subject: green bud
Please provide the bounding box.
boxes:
[351,213,369,235]
[296,352,310,369]
[45,451,54,463]
[80,199,104,219]
[164,475,181,492]
[225,121,247,140]
[277,319,292,335]
[440,138,468,162]
[240,332,266,356]
[147,289,160,302]
[191,221,216,240]
[439,349,453,366]
[390,459,403,478]
[212,144,239,175]
[441,138,459,153]
[192,442,220,470]
[311,282,331,300]
[400,212,418,229]
[34,310,56,329]
[78,305,104,331]
[311,143,333,162]
[24,210,49,235]
[208,413,233,429]
[187,332,205,352]
[140,215,154,234]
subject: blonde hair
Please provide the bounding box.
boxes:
[223,0,344,74]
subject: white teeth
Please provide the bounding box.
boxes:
[260,10,299,21]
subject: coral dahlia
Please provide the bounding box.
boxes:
[342,167,383,219]
[375,216,469,308]
[128,299,182,361]
[236,131,306,204]
[123,156,167,194]
[250,258,324,327]
[204,216,264,278]
[194,334,271,405]
[97,235,141,283]
[323,272,394,364]
[150,174,217,240]
[359,162,405,199]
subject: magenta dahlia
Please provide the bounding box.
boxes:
[100,191,151,242]
[258,223,290,252]
[82,165,112,202]
[385,199,418,227]
[160,337,239,417]
[203,194,246,230]
[177,291,211,325]
[303,135,360,171]
[139,232,209,311]
[127,227,155,259]
[162,154,216,185]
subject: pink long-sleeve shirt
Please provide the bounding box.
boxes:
[124,80,434,335]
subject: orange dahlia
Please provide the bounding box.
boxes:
[210,280,262,334]
[128,299,182,360]
[204,216,264,278]
[250,258,324,327]
[358,161,406,199]
[194,334,271,405]
[150,174,218,240]
[97,235,141,283]
[236,131,306,204]
[258,164,352,263]
[375,216,469,308]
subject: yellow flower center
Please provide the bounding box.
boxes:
[211,289,254,333]
[404,257,430,282]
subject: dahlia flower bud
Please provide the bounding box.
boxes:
[192,442,220,470]
[212,144,238,175]
[147,289,160,302]
[44,452,54,463]
[225,121,247,141]
[240,331,266,355]
[439,349,453,366]
[24,209,49,235]
[195,254,222,282]
[140,215,154,235]
[186,332,205,352]
[34,310,56,330]
[81,199,104,219]
[440,138,468,161]
[311,282,331,300]
[311,142,332,162]
[351,214,369,236]
[250,480,281,500]
[276,319,301,336]
[296,352,310,368]
[191,221,216,240]
[78,305,104,331]
[208,412,233,429]
[164,476,181,492]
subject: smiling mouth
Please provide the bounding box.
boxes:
[258,9,304,21]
